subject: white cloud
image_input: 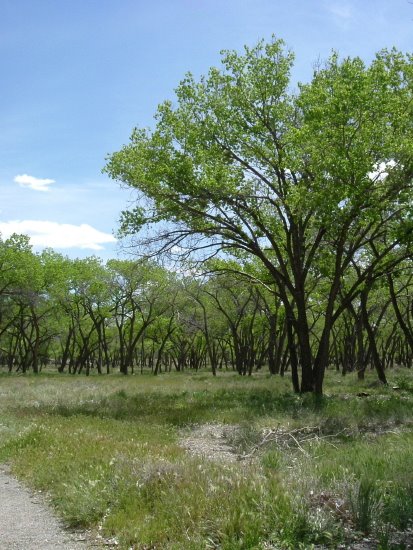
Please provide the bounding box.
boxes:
[0,220,116,251]
[14,174,55,192]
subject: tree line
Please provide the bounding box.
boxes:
[1,234,413,392]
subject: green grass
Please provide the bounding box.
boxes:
[1,369,413,548]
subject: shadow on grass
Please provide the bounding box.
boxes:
[17,384,413,430]
[20,388,316,426]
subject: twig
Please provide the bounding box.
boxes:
[239,426,350,460]
[288,432,311,457]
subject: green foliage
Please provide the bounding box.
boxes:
[381,482,413,530]
[105,36,413,394]
[349,477,381,533]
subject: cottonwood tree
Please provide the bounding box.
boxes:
[191,273,270,376]
[105,38,413,394]
[107,259,174,374]
[69,257,113,374]
[0,236,56,373]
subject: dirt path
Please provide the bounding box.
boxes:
[0,465,91,549]
[180,423,239,462]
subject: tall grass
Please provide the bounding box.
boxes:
[0,369,412,548]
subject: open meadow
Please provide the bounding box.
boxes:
[1,370,413,549]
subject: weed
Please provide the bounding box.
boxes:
[261,449,283,470]
[349,477,381,533]
[381,482,413,530]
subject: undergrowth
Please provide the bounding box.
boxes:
[0,369,412,548]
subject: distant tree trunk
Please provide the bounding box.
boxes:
[286,316,300,394]
[360,287,387,385]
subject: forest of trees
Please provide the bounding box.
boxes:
[3,39,413,397]
[1,233,413,395]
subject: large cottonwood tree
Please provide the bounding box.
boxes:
[105,38,413,394]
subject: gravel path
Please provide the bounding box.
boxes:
[0,465,91,549]
[180,423,239,462]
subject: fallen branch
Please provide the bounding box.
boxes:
[240,426,350,460]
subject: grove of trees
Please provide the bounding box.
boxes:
[1,233,413,395]
[104,38,413,394]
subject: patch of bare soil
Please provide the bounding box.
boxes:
[330,530,413,549]
[180,423,240,462]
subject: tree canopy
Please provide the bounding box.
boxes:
[105,38,413,394]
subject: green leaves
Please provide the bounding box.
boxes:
[105,39,413,261]
[105,37,413,393]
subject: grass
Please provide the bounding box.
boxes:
[0,368,413,548]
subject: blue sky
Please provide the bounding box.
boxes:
[0,0,411,260]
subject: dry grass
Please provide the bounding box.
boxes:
[0,368,413,548]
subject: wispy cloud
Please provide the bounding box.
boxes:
[326,3,353,20]
[14,174,55,192]
[0,220,116,250]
